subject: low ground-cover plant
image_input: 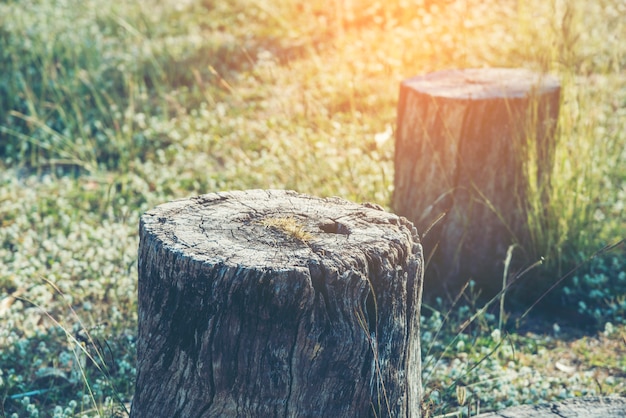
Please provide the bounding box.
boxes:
[0,322,134,417]
[561,247,626,326]
[0,0,624,416]
[420,282,626,417]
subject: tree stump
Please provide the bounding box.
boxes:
[392,68,560,298]
[474,396,626,417]
[131,189,424,418]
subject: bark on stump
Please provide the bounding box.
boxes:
[393,68,560,298]
[131,189,424,418]
[474,396,626,417]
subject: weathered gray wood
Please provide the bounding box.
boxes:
[474,396,626,417]
[393,68,560,298]
[131,189,424,418]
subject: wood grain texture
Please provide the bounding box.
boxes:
[392,68,560,298]
[474,396,626,417]
[131,189,424,418]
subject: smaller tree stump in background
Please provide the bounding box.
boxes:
[473,396,626,417]
[393,68,560,298]
[131,189,424,418]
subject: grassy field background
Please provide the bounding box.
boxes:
[0,0,624,416]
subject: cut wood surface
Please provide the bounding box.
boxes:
[474,396,626,417]
[393,68,560,298]
[131,189,424,418]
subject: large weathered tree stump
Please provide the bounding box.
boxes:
[131,189,424,418]
[393,68,560,298]
[474,396,626,417]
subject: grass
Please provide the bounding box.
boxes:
[259,216,313,242]
[0,0,624,416]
